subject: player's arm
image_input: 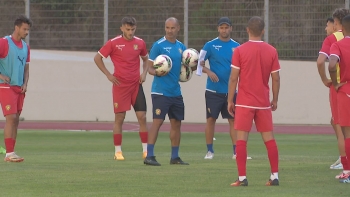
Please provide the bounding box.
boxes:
[94,52,119,85]
[227,67,239,116]
[197,48,219,82]
[271,71,280,111]
[0,38,10,83]
[140,55,149,83]
[317,53,331,87]
[328,55,338,86]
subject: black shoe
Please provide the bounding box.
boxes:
[170,157,189,165]
[231,179,248,186]
[144,156,161,166]
[265,179,279,186]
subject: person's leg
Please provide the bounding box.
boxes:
[144,95,169,166]
[255,109,279,186]
[133,84,148,158]
[168,96,188,165]
[230,107,253,186]
[113,112,126,160]
[330,86,347,171]
[204,91,220,159]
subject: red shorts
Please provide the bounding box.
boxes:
[234,106,273,132]
[0,84,25,116]
[112,81,139,113]
[337,91,350,126]
[329,86,339,124]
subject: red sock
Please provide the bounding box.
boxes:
[4,138,14,153]
[265,139,279,173]
[236,140,247,176]
[12,138,16,151]
[345,138,350,169]
[113,134,122,146]
[341,156,350,170]
[139,131,148,143]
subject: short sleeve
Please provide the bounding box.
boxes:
[202,42,210,60]
[330,42,341,60]
[231,47,241,70]
[149,43,160,61]
[0,38,9,58]
[271,50,280,73]
[140,40,148,57]
[98,40,113,58]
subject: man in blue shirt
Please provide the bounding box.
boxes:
[144,17,189,166]
[197,17,252,160]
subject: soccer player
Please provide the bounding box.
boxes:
[317,8,350,177]
[196,17,251,160]
[328,14,350,183]
[0,15,31,162]
[228,16,280,186]
[143,17,189,166]
[94,17,149,160]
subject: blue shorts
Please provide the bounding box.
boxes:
[151,94,184,120]
[205,90,237,119]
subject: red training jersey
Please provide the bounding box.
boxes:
[98,35,148,83]
[330,37,350,94]
[0,36,30,63]
[231,40,280,108]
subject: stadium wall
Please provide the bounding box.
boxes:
[0,50,330,125]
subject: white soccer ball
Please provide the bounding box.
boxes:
[153,54,172,75]
[179,64,193,82]
[182,48,199,68]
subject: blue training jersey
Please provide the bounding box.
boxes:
[149,37,186,97]
[202,38,240,93]
[0,36,28,86]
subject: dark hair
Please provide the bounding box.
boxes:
[247,16,265,37]
[327,17,334,23]
[121,17,136,26]
[342,15,350,32]
[14,15,32,27]
[332,8,349,24]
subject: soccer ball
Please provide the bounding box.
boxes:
[182,48,199,68]
[179,64,193,82]
[153,54,172,75]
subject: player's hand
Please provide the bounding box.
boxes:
[200,60,205,67]
[227,102,235,117]
[322,78,332,87]
[21,84,27,93]
[334,82,346,91]
[207,70,219,82]
[271,100,278,111]
[139,73,147,84]
[0,74,10,84]
[107,74,120,85]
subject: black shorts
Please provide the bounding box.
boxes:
[133,84,147,112]
[205,90,237,119]
[151,94,184,120]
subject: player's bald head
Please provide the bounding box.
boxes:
[247,16,265,37]
[165,17,179,26]
[342,15,350,33]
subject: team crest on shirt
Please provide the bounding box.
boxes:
[5,105,11,111]
[133,45,138,50]
[179,48,182,54]
[232,48,235,52]
[114,103,118,109]
[207,108,211,113]
[155,109,161,115]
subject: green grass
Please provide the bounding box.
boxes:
[0,130,347,197]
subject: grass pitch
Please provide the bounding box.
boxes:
[0,130,347,197]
